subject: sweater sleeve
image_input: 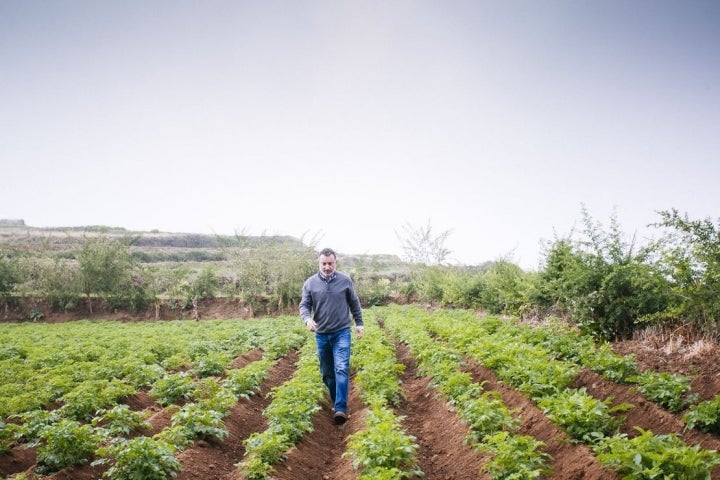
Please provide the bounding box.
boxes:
[347,278,363,327]
[299,279,313,322]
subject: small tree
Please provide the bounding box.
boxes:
[395,219,452,266]
[653,209,720,332]
[0,249,20,302]
[222,232,318,313]
[77,235,136,314]
[536,207,670,340]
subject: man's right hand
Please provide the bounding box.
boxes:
[305,319,317,332]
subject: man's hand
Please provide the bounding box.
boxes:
[355,326,364,338]
[305,319,317,332]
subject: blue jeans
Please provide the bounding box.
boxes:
[315,328,351,414]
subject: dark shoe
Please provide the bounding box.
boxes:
[334,411,347,425]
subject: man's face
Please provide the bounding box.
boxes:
[318,254,337,277]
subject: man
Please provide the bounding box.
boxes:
[300,247,363,425]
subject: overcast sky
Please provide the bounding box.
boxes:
[1,0,718,269]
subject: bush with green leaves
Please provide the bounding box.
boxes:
[537,388,629,444]
[13,410,61,445]
[347,313,422,479]
[191,350,232,378]
[77,235,139,315]
[59,378,135,421]
[223,237,317,313]
[594,428,720,479]
[683,394,720,434]
[36,257,82,312]
[1,420,18,453]
[240,430,293,480]
[223,358,272,399]
[170,402,228,441]
[92,404,151,436]
[477,430,551,480]
[458,390,519,444]
[95,436,181,480]
[0,249,22,300]
[534,208,671,341]
[630,371,697,413]
[653,209,720,333]
[33,418,102,474]
[149,372,196,407]
[581,342,639,383]
[352,321,405,406]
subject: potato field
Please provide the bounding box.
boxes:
[2,305,720,479]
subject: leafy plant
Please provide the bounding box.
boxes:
[595,428,720,479]
[459,391,519,444]
[150,372,196,406]
[13,410,60,444]
[683,394,720,434]
[33,419,102,474]
[345,406,422,480]
[96,436,181,480]
[653,209,720,333]
[191,351,231,378]
[0,420,18,453]
[240,430,292,479]
[92,404,151,436]
[59,378,135,421]
[223,359,272,399]
[582,342,639,383]
[630,371,697,413]
[478,430,551,480]
[237,341,324,479]
[170,403,228,441]
[352,324,405,406]
[537,388,629,444]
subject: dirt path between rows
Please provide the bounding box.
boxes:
[177,351,298,480]
[269,389,363,480]
[394,342,487,480]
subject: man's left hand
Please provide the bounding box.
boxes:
[355,326,364,338]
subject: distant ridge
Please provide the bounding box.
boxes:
[0,223,303,250]
[0,219,25,226]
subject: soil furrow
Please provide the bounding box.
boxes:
[177,350,299,480]
[394,342,487,480]
[269,388,364,480]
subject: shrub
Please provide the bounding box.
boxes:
[595,428,720,479]
[96,436,181,480]
[34,419,102,474]
[684,395,720,434]
[149,372,196,406]
[630,371,697,413]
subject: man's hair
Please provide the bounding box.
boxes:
[319,247,336,258]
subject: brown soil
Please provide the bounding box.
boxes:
[3,314,720,480]
[1,297,257,324]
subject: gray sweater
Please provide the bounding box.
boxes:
[299,271,363,333]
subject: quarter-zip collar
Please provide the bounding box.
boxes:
[319,271,337,283]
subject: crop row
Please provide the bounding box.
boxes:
[347,313,421,480]
[0,316,308,478]
[4,307,720,479]
[383,307,551,478]
[386,305,720,479]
